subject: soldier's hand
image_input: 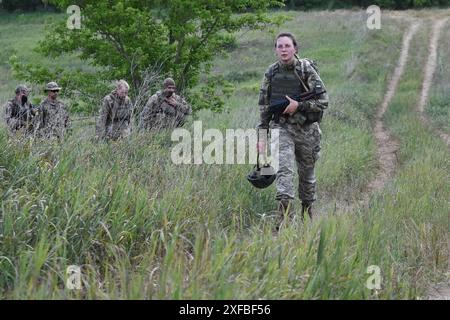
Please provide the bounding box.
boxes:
[165,96,177,106]
[282,95,299,116]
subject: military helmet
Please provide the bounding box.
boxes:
[247,163,276,189]
[45,82,62,91]
[15,84,29,94]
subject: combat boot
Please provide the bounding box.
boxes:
[301,201,314,220]
[275,199,294,231]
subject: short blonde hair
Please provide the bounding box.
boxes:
[163,77,176,88]
[116,79,130,91]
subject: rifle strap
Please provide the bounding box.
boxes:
[264,129,271,166]
[294,64,309,93]
[257,152,260,170]
[256,130,261,170]
[294,55,310,92]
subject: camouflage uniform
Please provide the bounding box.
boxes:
[33,97,70,139]
[96,90,133,140]
[258,58,328,208]
[4,97,36,134]
[139,91,191,130]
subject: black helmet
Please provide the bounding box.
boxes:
[247,163,276,189]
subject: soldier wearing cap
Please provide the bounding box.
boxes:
[33,82,70,139]
[139,78,192,131]
[3,84,37,134]
[96,80,133,141]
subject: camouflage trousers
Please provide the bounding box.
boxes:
[100,122,131,141]
[271,120,322,203]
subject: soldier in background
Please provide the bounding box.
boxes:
[96,80,133,141]
[139,78,191,131]
[33,82,70,139]
[3,85,37,135]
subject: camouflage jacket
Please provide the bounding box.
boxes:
[96,91,133,140]
[3,97,36,132]
[33,98,70,139]
[257,58,329,133]
[139,91,191,130]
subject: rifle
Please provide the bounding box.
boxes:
[268,83,326,124]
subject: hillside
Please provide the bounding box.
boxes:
[0,9,449,299]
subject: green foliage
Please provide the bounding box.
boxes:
[3,0,449,12]
[190,76,235,113]
[1,9,449,299]
[429,24,450,131]
[284,0,450,9]
[1,0,46,12]
[10,0,284,114]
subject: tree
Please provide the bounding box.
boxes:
[10,0,284,114]
[1,0,44,11]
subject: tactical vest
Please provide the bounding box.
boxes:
[109,96,131,123]
[268,60,323,125]
[9,99,33,121]
[8,100,20,118]
[269,63,306,106]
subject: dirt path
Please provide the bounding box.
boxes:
[371,17,450,300]
[366,22,420,194]
[321,13,448,300]
[326,21,420,214]
[418,18,450,300]
[416,18,450,147]
[426,283,450,300]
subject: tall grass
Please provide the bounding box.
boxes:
[354,21,450,298]
[429,19,450,132]
[0,10,448,299]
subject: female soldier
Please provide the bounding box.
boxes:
[257,32,329,225]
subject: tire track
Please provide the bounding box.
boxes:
[416,18,450,147]
[426,282,450,300]
[366,22,421,194]
[328,21,420,214]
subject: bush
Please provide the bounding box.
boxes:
[1,0,51,12]
[284,0,450,10]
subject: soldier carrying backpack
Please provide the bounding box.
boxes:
[255,32,329,229]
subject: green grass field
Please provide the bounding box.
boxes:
[430,19,450,132]
[0,12,86,105]
[0,9,448,299]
